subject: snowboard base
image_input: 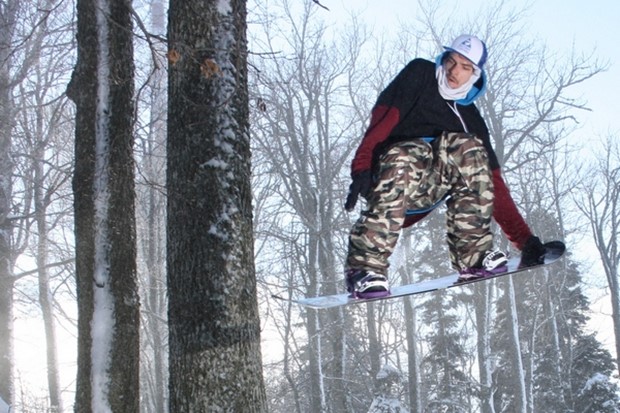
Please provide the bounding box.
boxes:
[272,241,565,309]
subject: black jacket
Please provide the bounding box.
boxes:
[351,58,499,174]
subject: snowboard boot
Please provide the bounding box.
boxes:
[519,235,547,268]
[456,249,508,283]
[345,269,390,299]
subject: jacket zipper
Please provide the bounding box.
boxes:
[447,102,469,133]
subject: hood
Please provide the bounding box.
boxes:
[435,52,487,106]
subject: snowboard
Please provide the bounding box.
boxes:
[272,241,565,309]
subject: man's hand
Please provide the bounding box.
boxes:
[344,171,373,211]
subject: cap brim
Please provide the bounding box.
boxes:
[442,47,477,66]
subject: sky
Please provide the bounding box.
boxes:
[529,0,618,134]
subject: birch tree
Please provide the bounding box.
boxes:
[67,0,139,410]
[166,0,267,411]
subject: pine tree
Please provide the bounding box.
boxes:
[571,335,620,413]
[417,211,472,411]
[367,364,404,413]
[421,289,472,412]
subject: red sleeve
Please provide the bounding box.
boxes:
[351,105,400,174]
[492,168,532,250]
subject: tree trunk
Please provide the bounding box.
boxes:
[34,148,63,412]
[575,141,620,375]
[166,0,267,411]
[0,102,13,408]
[505,279,527,413]
[141,128,167,413]
[475,282,495,413]
[306,230,327,412]
[307,309,327,411]
[67,0,139,410]
[400,232,421,413]
[0,0,18,405]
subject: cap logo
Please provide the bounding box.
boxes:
[459,38,472,52]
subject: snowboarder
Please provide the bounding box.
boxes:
[344,34,548,298]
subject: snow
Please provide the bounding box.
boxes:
[582,372,610,393]
[216,0,232,15]
[208,202,240,241]
[203,158,229,170]
[203,6,246,246]
[367,395,401,413]
[91,0,114,411]
[376,363,402,380]
[0,397,9,413]
[91,285,114,413]
[367,364,403,412]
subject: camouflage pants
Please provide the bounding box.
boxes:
[346,132,494,275]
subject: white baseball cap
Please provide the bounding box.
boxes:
[443,34,488,68]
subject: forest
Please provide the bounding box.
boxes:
[1,0,619,412]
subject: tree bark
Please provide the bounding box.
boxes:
[67,0,139,410]
[166,0,267,411]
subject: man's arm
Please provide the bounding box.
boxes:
[350,105,400,174]
[492,168,533,250]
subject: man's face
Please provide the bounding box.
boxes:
[444,52,475,88]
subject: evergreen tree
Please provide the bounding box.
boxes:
[421,290,471,412]
[571,335,620,413]
[367,364,404,413]
[418,212,472,411]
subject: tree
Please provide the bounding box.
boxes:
[133,0,169,411]
[367,364,404,413]
[249,1,381,410]
[245,1,609,412]
[13,2,75,410]
[0,0,23,404]
[18,51,73,413]
[402,2,605,411]
[571,336,620,413]
[166,0,267,411]
[575,136,620,374]
[67,0,140,410]
[1,0,73,407]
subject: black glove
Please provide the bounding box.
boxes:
[519,235,546,268]
[345,170,373,211]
